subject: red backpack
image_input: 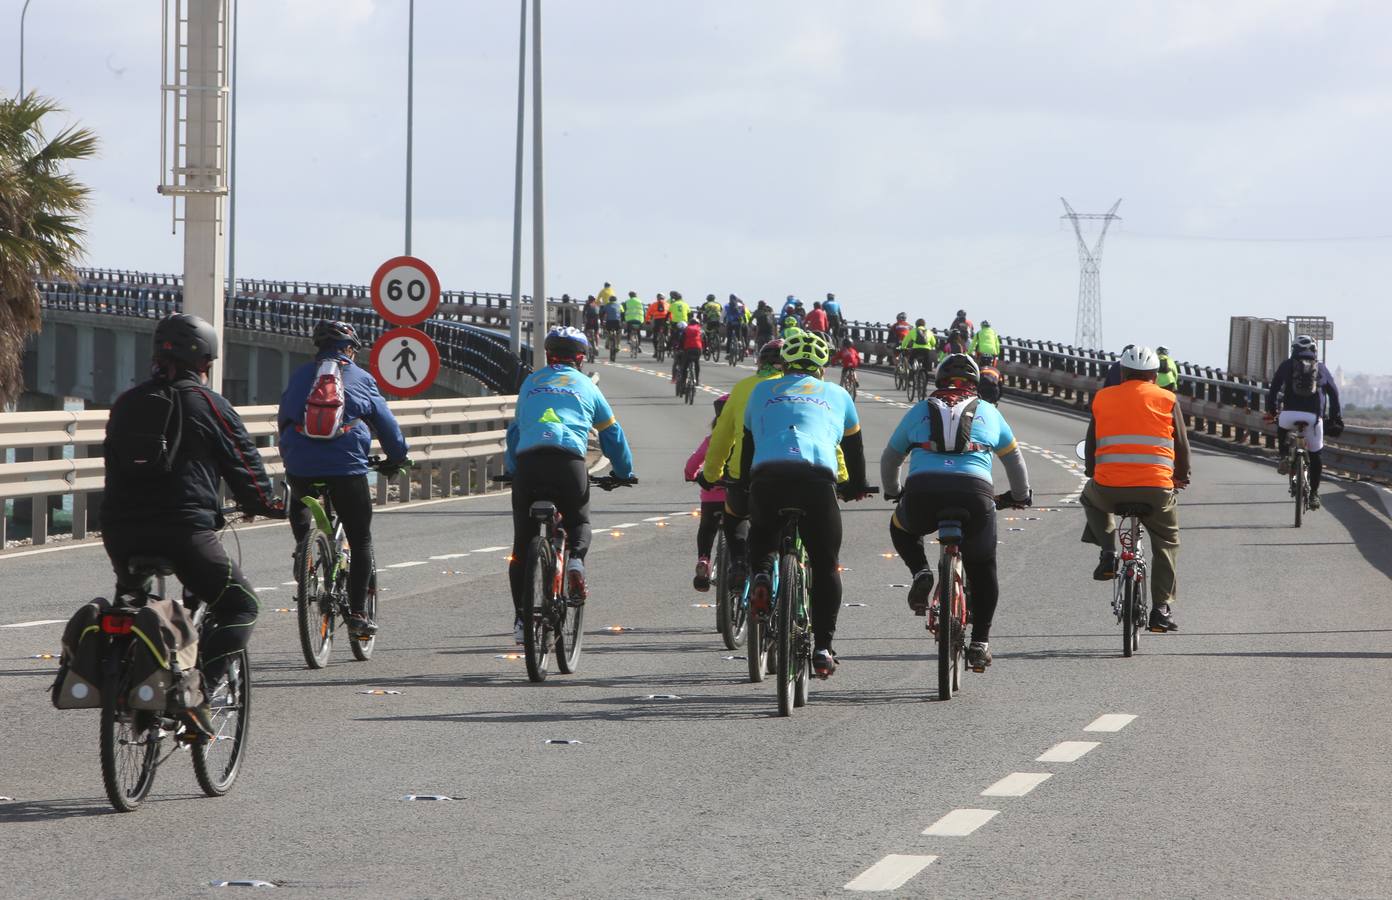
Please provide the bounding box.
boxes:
[302,359,350,439]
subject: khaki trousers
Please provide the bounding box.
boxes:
[1079,481,1180,606]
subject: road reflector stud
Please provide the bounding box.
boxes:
[544,739,581,745]
[494,653,523,660]
[721,655,746,661]
[843,602,866,607]
[610,531,623,538]
[880,552,896,558]
[1009,527,1024,532]
[401,794,453,801]
[691,603,714,609]
[603,625,634,633]
[209,880,277,888]
[273,608,290,613]
[641,694,681,700]
[357,689,402,695]
[30,654,56,660]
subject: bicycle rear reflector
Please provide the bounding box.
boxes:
[101,614,134,635]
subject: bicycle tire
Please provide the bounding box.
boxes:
[793,562,810,708]
[746,606,765,683]
[521,537,552,682]
[99,664,159,813]
[349,565,378,662]
[937,554,954,701]
[718,538,748,650]
[714,532,729,637]
[1122,571,1136,658]
[193,649,250,796]
[1294,453,1305,528]
[685,375,696,405]
[555,562,584,675]
[775,553,796,716]
[296,531,335,669]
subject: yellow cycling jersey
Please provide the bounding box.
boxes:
[900,330,936,351]
[597,286,615,304]
[704,369,847,483]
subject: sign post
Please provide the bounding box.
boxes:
[371,255,441,395]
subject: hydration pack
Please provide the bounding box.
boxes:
[1291,357,1319,398]
[106,383,184,476]
[302,359,350,439]
[918,396,990,454]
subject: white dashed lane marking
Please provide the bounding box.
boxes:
[1085,713,1137,732]
[385,561,427,569]
[922,808,999,836]
[980,772,1052,797]
[0,619,64,629]
[1037,741,1100,762]
[643,516,670,522]
[473,546,508,553]
[429,553,470,560]
[843,855,937,892]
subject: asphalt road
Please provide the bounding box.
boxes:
[2,353,1391,898]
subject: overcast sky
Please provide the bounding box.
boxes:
[8,0,1390,372]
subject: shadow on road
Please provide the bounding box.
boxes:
[1164,650,1392,660]
[1323,489,1392,582]
[0,798,120,823]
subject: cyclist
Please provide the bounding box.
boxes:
[803,301,829,337]
[1101,344,1135,388]
[505,327,636,642]
[724,294,747,347]
[582,296,601,349]
[881,353,1031,671]
[701,295,723,346]
[1266,334,1343,509]
[668,321,689,381]
[781,315,801,339]
[597,282,615,305]
[279,320,411,637]
[102,314,285,733]
[1155,345,1179,392]
[753,301,777,346]
[888,313,911,362]
[1081,345,1190,632]
[950,309,974,339]
[678,312,705,386]
[943,326,971,356]
[698,339,785,588]
[823,292,844,340]
[622,291,645,344]
[830,336,860,371]
[668,291,690,332]
[971,319,1001,364]
[899,319,937,375]
[600,292,624,352]
[685,394,731,591]
[781,295,800,320]
[741,331,872,678]
[646,293,671,353]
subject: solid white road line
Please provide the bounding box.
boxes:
[429,553,470,560]
[1084,713,1137,733]
[1037,741,1100,763]
[642,516,670,522]
[473,546,508,553]
[922,808,999,836]
[609,522,640,528]
[981,772,1052,797]
[844,855,937,892]
[0,619,65,629]
[385,561,427,569]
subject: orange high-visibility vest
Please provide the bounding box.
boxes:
[1092,380,1177,488]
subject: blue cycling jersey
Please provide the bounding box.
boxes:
[887,397,1016,485]
[506,364,634,477]
[724,303,745,324]
[823,300,841,319]
[600,301,623,323]
[744,372,859,477]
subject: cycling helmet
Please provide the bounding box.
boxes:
[1156,345,1170,356]
[786,295,796,303]
[604,282,612,288]
[840,337,853,349]
[956,309,967,318]
[915,318,926,327]
[729,293,739,302]
[675,320,688,330]
[935,353,980,387]
[827,292,835,301]
[154,313,219,367]
[1293,334,1317,352]
[656,293,665,300]
[757,339,785,367]
[896,312,907,321]
[689,312,700,322]
[781,330,830,370]
[628,291,637,297]
[980,320,990,328]
[543,325,588,361]
[671,290,682,300]
[312,319,362,350]
[1118,345,1160,372]
[783,315,797,327]
[706,293,716,302]
[813,301,822,309]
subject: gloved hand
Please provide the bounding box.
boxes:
[694,471,715,491]
[378,456,413,479]
[1325,416,1345,438]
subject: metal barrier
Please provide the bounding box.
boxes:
[0,396,516,547]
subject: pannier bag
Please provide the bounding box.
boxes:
[52,596,203,711]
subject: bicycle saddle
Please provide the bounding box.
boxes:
[1114,503,1152,517]
[127,556,175,577]
[529,500,557,520]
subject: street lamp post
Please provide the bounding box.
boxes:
[508,0,527,358]
[404,0,414,256]
[19,0,34,97]
[226,0,238,306]
[530,0,546,371]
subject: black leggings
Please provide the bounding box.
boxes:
[890,474,1000,643]
[747,467,843,648]
[508,450,591,615]
[104,527,258,683]
[288,474,375,614]
[697,501,724,558]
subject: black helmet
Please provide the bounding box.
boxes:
[840,337,853,348]
[757,338,785,367]
[154,313,219,367]
[313,319,362,350]
[935,353,980,388]
[826,292,835,301]
[956,309,967,318]
[706,293,716,302]
[980,320,991,328]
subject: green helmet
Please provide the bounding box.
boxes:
[781,330,830,369]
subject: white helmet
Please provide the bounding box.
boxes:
[1119,345,1160,372]
[1293,334,1317,352]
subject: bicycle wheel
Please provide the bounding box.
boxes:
[99,665,159,812]
[718,539,748,650]
[937,555,954,701]
[1122,571,1136,658]
[714,532,729,637]
[792,564,811,708]
[296,531,335,669]
[521,537,552,683]
[349,565,378,662]
[775,553,796,716]
[193,649,250,796]
[746,604,765,683]
[685,374,697,405]
[1293,453,1305,528]
[555,564,585,675]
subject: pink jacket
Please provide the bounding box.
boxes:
[685,435,726,503]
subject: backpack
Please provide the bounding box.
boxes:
[52,595,203,711]
[1291,357,1319,398]
[106,382,184,476]
[302,358,350,439]
[918,396,990,454]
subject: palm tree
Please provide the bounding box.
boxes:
[0,93,98,406]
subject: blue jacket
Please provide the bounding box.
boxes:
[506,364,635,478]
[823,299,842,320]
[1267,350,1341,418]
[279,352,409,477]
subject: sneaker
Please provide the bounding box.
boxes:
[346,612,379,637]
[1309,493,1322,511]
[693,557,712,592]
[966,642,992,671]
[750,573,773,617]
[813,648,838,678]
[1093,551,1119,581]
[183,703,216,737]
[907,568,934,615]
[1148,604,1178,633]
[1277,455,1290,476]
[513,616,526,645]
[566,558,587,600]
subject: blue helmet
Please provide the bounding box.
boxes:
[544,326,588,360]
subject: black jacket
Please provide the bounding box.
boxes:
[101,372,280,530]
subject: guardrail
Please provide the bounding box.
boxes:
[0,396,516,548]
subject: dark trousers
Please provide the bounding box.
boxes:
[508,450,591,616]
[104,527,258,683]
[697,501,725,558]
[288,474,375,614]
[747,467,843,648]
[721,483,752,569]
[889,474,1000,643]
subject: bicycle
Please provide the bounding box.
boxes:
[294,457,405,668]
[726,330,745,366]
[627,324,642,359]
[1289,421,1312,528]
[703,324,723,363]
[1110,503,1152,657]
[605,325,621,363]
[494,473,637,682]
[652,322,669,362]
[675,353,698,405]
[840,366,859,402]
[893,350,909,391]
[583,325,599,364]
[905,357,929,402]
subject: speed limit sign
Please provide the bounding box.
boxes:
[370,255,441,326]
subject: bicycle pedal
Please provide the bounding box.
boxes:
[969,665,986,674]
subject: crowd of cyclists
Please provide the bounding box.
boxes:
[89,302,1343,729]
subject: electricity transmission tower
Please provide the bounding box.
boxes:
[1060,198,1122,350]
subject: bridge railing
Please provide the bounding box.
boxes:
[0,396,516,548]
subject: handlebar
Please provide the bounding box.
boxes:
[493,473,639,492]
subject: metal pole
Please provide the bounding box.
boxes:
[508,0,527,357]
[530,0,546,371]
[19,0,33,97]
[226,0,237,305]
[404,0,414,256]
